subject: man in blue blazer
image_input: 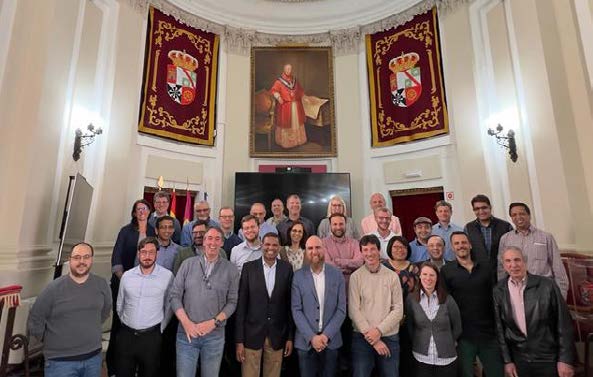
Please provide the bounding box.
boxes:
[292,235,347,377]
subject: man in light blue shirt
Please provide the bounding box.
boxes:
[231,215,263,275]
[238,203,278,241]
[409,217,432,263]
[180,200,219,246]
[154,216,179,272]
[116,237,173,377]
[431,200,463,261]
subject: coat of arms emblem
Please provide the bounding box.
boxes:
[389,52,422,107]
[166,50,199,105]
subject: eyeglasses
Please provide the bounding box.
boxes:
[136,207,149,212]
[71,254,92,261]
[202,275,212,289]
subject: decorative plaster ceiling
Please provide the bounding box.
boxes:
[169,0,423,34]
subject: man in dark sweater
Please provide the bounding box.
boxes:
[464,194,512,281]
[28,242,111,377]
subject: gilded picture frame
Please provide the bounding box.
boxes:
[250,47,337,158]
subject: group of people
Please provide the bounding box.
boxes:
[27,190,577,377]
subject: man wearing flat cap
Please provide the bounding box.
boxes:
[409,217,432,263]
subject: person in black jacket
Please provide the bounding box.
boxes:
[235,232,294,377]
[464,194,512,281]
[106,199,156,376]
[493,246,576,377]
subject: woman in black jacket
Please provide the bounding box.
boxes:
[406,262,462,377]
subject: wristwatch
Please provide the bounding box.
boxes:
[214,318,223,328]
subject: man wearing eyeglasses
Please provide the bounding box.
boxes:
[115,237,173,377]
[464,194,512,281]
[28,242,111,377]
[180,200,220,246]
[170,226,240,377]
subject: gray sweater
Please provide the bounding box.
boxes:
[27,274,112,359]
[169,256,239,332]
[405,294,462,359]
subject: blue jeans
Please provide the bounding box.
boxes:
[298,348,338,377]
[351,332,399,377]
[44,352,102,377]
[176,326,225,377]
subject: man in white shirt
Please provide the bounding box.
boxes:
[370,207,397,260]
[231,215,263,274]
[235,233,294,377]
[116,237,173,377]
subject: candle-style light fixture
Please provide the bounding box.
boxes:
[487,124,518,163]
[72,123,103,161]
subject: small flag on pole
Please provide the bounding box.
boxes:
[183,184,193,225]
[170,189,177,218]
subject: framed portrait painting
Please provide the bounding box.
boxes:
[250,47,337,158]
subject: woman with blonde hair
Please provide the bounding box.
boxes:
[316,195,360,239]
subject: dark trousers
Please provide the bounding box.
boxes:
[160,317,178,377]
[106,274,120,375]
[457,338,503,377]
[414,359,457,377]
[116,323,162,377]
[297,348,338,377]
[515,359,559,377]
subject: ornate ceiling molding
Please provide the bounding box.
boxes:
[121,0,469,55]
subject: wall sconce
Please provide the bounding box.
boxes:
[487,124,518,163]
[72,123,102,161]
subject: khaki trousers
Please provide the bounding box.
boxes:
[242,337,283,377]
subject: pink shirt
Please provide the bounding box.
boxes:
[508,276,527,336]
[322,235,363,289]
[360,214,402,235]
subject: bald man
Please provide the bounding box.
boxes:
[180,200,219,246]
[239,203,278,241]
[360,193,402,236]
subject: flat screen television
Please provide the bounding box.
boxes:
[234,172,351,232]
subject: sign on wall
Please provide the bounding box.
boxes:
[366,7,449,147]
[138,7,219,145]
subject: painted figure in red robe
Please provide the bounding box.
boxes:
[269,64,307,149]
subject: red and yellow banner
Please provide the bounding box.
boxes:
[366,7,449,147]
[138,7,219,145]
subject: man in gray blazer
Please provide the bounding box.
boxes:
[292,236,347,377]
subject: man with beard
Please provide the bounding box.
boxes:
[370,207,397,260]
[180,200,219,246]
[349,235,403,377]
[277,195,315,245]
[239,202,278,241]
[441,231,503,377]
[28,243,111,377]
[170,227,240,377]
[322,213,363,287]
[231,215,263,275]
[292,236,346,377]
[115,237,173,377]
[174,220,226,275]
[235,233,294,377]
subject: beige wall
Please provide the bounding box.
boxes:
[1,0,593,307]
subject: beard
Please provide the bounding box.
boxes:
[140,259,156,269]
[70,263,90,278]
[331,229,345,238]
